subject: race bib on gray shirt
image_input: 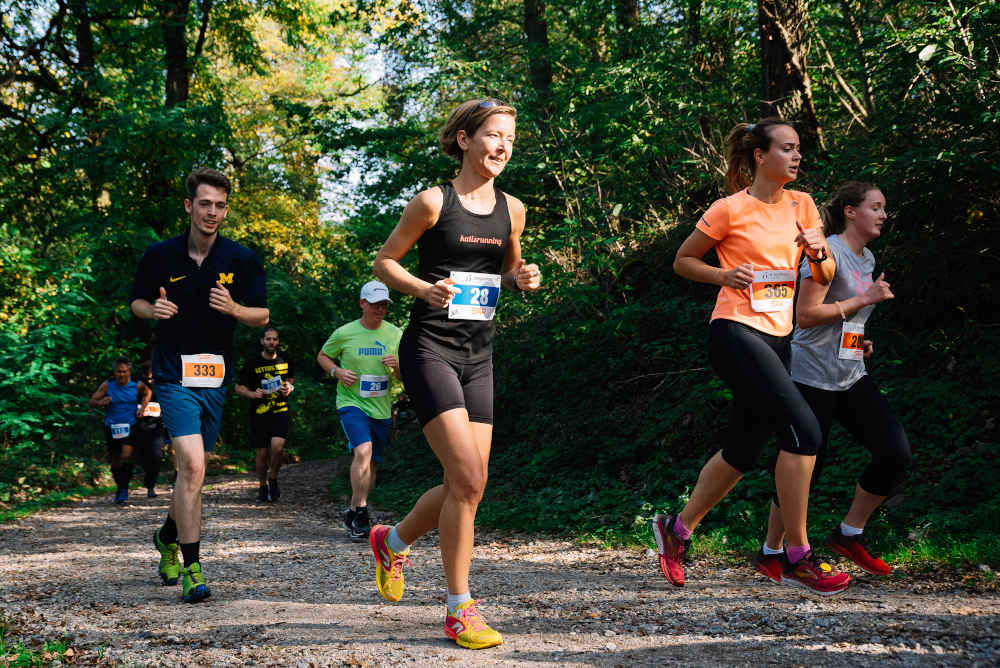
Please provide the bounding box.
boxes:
[791,234,876,391]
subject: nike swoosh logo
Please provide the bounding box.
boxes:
[169,275,186,283]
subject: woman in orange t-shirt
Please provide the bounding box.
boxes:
[651,118,852,596]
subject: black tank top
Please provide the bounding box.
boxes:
[405,182,511,361]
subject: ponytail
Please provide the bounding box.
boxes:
[820,181,879,236]
[724,117,793,194]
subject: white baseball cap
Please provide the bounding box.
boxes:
[360,280,392,303]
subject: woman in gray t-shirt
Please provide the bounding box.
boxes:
[751,182,912,582]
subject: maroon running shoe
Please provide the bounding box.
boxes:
[652,514,689,586]
[782,551,852,596]
[826,528,891,576]
[751,548,783,583]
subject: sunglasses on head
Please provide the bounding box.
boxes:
[462,99,499,136]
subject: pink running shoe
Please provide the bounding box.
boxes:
[782,550,852,596]
[651,513,689,586]
[751,548,783,583]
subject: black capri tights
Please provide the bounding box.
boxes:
[708,319,822,472]
[796,376,912,497]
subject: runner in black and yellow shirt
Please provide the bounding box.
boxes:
[235,326,294,502]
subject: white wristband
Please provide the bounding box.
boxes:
[330,366,337,378]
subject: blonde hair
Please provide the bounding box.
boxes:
[439,98,517,162]
[724,117,794,194]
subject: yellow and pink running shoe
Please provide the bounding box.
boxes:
[444,599,503,649]
[370,524,411,602]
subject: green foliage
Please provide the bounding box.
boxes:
[0,614,71,667]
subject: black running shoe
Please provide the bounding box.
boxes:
[256,483,269,502]
[350,506,371,542]
[268,478,279,502]
[343,507,356,531]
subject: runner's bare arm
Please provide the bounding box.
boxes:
[131,287,178,320]
[89,381,110,408]
[795,222,835,285]
[500,194,540,291]
[374,188,456,307]
[318,351,357,386]
[136,382,153,416]
[674,229,754,288]
[208,282,269,327]
[234,383,264,400]
[797,270,893,329]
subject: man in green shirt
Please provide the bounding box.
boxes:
[317,281,402,541]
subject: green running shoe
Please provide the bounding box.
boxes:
[153,528,180,585]
[181,562,211,603]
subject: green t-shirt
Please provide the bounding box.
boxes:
[321,319,403,419]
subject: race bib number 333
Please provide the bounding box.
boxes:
[750,269,796,313]
[181,353,225,388]
[448,271,501,321]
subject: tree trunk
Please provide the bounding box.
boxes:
[757,0,824,151]
[523,0,553,108]
[686,0,702,48]
[840,0,874,115]
[68,1,105,213]
[147,1,195,235]
[161,0,191,108]
[616,0,640,58]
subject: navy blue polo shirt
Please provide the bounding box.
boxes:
[130,230,267,385]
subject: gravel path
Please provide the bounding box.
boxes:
[1,460,997,667]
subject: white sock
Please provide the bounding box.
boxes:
[447,592,472,614]
[840,522,863,537]
[762,543,784,556]
[386,526,410,554]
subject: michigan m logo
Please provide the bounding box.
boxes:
[218,272,234,285]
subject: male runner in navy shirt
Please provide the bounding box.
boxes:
[131,167,269,603]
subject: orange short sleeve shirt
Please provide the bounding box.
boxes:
[694,189,822,336]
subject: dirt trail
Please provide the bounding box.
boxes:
[1,460,997,667]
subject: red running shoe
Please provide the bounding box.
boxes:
[826,529,891,575]
[751,549,783,583]
[652,514,689,586]
[782,551,852,596]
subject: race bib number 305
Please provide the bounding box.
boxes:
[448,271,501,321]
[359,374,389,398]
[839,322,865,361]
[181,354,225,388]
[750,269,796,313]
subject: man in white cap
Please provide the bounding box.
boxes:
[317,281,402,541]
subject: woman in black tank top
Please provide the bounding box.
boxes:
[370,98,542,649]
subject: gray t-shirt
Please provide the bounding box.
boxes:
[791,234,876,391]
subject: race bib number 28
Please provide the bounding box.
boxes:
[750,269,796,313]
[448,271,501,321]
[359,374,389,398]
[181,354,225,388]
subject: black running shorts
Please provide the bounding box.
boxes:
[398,334,493,427]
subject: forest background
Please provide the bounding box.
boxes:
[1,0,998,571]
